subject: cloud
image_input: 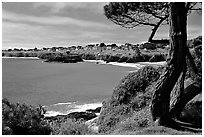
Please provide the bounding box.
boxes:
[2,17,115,49]
[32,2,108,14]
[3,9,113,29]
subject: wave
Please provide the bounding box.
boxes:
[70,102,102,113]
[52,102,73,106]
[44,111,65,117]
[108,62,145,69]
[43,102,102,117]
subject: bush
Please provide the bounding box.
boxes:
[118,55,128,62]
[149,54,166,62]
[51,119,93,135]
[98,66,161,133]
[38,52,83,63]
[141,42,157,50]
[82,53,96,60]
[111,66,160,104]
[116,107,152,132]
[2,98,52,135]
[107,55,121,62]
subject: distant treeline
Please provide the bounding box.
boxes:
[2,36,201,64]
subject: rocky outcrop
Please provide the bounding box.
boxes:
[44,111,97,122]
[63,54,84,63]
[66,112,97,121]
[86,107,101,113]
[178,93,202,127]
[39,53,84,63]
[85,117,99,133]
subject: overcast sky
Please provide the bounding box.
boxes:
[2,2,202,49]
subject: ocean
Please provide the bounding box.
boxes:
[2,58,141,116]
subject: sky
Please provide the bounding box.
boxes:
[2,2,202,49]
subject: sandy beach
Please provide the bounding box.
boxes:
[84,59,166,69]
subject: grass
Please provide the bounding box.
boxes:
[112,126,201,135]
[50,119,94,135]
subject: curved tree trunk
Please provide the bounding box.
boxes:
[148,17,167,43]
[150,2,187,126]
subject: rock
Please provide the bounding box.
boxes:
[66,111,97,121]
[179,93,202,127]
[44,111,97,122]
[42,53,83,63]
[85,117,99,133]
[86,107,101,113]
[170,78,202,128]
[63,54,83,63]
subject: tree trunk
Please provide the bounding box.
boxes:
[150,2,187,126]
[148,18,167,43]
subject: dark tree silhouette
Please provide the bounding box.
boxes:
[104,2,201,43]
[104,2,202,131]
[104,2,169,43]
[150,2,201,131]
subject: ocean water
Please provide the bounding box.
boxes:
[2,58,140,116]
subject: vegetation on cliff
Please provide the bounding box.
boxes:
[97,66,161,133]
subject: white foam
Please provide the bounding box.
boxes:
[44,111,65,117]
[108,62,145,69]
[84,59,166,69]
[84,59,145,69]
[83,59,106,64]
[52,102,73,106]
[137,61,166,66]
[44,102,102,117]
[69,102,102,113]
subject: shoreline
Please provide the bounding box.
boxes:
[3,57,166,118]
[84,59,166,69]
[2,56,39,59]
[2,57,166,68]
[43,101,102,117]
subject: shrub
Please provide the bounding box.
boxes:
[82,53,96,60]
[38,52,83,63]
[98,66,161,133]
[111,66,160,104]
[51,119,93,135]
[116,107,152,132]
[118,55,128,62]
[107,55,121,62]
[149,54,166,62]
[141,42,157,50]
[2,98,52,135]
